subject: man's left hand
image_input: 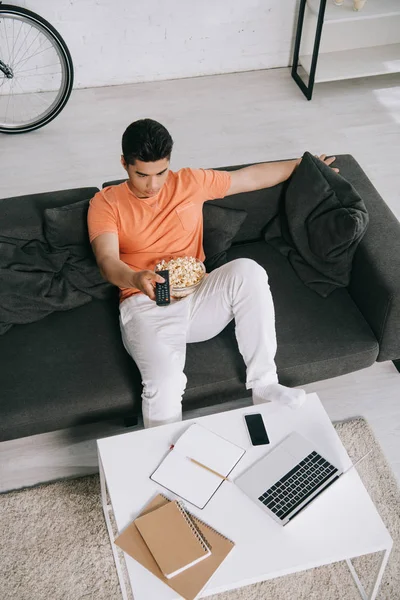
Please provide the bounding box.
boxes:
[316,154,339,173]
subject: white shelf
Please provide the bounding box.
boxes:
[307,0,400,23]
[299,43,400,82]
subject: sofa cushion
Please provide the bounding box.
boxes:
[210,164,284,244]
[0,296,141,442]
[44,198,91,248]
[0,188,99,242]
[264,152,369,297]
[202,204,247,271]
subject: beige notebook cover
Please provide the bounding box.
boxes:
[135,500,211,578]
[115,494,235,600]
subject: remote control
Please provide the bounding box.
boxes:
[155,270,170,306]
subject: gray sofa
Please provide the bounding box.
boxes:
[1,154,399,442]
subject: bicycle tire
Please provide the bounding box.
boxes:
[0,4,74,133]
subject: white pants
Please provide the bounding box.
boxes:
[119,258,278,428]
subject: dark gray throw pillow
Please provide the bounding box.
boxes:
[202,203,247,272]
[44,198,91,249]
[264,151,369,297]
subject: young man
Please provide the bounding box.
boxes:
[88,119,337,428]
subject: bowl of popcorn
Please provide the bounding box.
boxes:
[156,256,206,298]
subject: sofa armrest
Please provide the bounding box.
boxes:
[337,155,400,361]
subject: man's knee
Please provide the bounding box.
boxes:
[230,258,268,282]
[142,371,186,427]
[142,371,187,402]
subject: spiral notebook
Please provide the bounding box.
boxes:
[135,500,211,578]
[115,494,235,600]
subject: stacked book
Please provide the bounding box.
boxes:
[115,495,234,600]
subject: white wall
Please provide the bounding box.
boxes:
[21,0,299,88]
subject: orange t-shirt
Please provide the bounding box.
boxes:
[88,168,231,302]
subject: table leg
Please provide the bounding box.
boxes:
[99,453,131,600]
[346,546,392,600]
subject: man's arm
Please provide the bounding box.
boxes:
[225,154,338,197]
[92,233,136,288]
[91,233,164,300]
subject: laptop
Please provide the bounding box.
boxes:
[235,431,343,526]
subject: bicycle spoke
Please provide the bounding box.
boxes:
[0,72,11,92]
[14,43,55,71]
[14,78,51,107]
[15,72,61,79]
[11,24,34,66]
[10,19,24,66]
[2,81,33,123]
[2,15,12,63]
[15,63,61,74]
[4,77,15,123]
[12,77,15,124]
[17,84,52,123]
[14,28,50,65]
[12,29,41,68]
[19,90,35,123]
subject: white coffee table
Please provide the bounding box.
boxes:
[97,393,392,600]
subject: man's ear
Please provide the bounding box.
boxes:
[121,155,128,171]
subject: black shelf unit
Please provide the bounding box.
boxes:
[291,0,327,100]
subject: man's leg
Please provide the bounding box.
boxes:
[187,259,305,408]
[119,294,189,428]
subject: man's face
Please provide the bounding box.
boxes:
[121,156,170,199]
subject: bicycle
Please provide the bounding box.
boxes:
[0,2,74,133]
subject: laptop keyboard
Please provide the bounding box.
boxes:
[258,451,338,521]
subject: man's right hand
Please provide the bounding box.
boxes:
[131,270,165,301]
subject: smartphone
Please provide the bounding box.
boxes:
[244,413,270,446]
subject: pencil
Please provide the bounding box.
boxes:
[188,457,229,481]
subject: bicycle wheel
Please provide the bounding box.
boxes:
[0,4,74,133]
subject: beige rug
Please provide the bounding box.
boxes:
[1,418,399,600]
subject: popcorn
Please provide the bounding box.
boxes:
[156,256,205,288]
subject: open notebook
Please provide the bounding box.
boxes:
[150,423,245,508]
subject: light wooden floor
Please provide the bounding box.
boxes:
[0,68,399,493]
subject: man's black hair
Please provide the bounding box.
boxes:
[122,119,173,165]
